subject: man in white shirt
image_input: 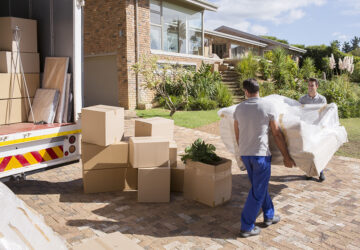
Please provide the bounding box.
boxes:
[234,78,296,237]
[299,78,327,182]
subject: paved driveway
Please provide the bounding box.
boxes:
[5,120,360,249]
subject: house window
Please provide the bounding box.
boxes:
[231,44,246,59]
[150,0,203,55]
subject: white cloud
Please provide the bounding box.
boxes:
[332,32,348,41]
[340,0,360,15]
[250,25,268,35]
[205,0,327,32]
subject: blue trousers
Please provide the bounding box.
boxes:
[240,156,274,231]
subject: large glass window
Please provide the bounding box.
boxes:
[150,0,203,55]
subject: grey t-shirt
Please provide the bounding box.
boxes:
[233,97,277,156]
[299,93,327,104]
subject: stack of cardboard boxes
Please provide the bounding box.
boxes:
[0,17,40,125]
[81,105,139,193]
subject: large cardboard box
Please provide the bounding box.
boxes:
[169,141,177,168]
[81,141,128,171]
[129,137,169,168]
[0,73,39,99]
[184,158,232,207]
[0,51,40,73]
[83,167,127,193]
[171,163,184,192]
[0,17,37,53]
[138,163,170,203]
[125,167,138,190]
[71,231,143,250]
[0,98,32,125]
[135,117,174,139]
[81,105,124,146]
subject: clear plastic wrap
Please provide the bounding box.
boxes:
[0,182,67,250]
[218,94,348,176]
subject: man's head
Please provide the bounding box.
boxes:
[307,78,319,97]
[243,78,259,98]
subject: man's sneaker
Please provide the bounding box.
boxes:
[319,172,325,182]
[264,215,281,227]
[240,226,261,238]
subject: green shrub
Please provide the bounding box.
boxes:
[188,96,218,110]
[215,83,233,107]
[271,48,298,88]
[259,81,276,97]
[259,58,272,80]
[236,52,259,83]
[181,138,222,165]
[351,61,360,83]
[300,57,316,79]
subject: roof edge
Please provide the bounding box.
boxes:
[182,0,218,11]
[205,30,267,47]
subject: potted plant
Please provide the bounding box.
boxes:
[181,138,232,207]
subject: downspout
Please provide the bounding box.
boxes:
[135,0,140,108]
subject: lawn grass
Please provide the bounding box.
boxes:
[136,108,220,128]
[337,118,360,159]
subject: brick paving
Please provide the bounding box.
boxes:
[5,119,360,249]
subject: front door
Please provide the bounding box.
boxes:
[212,44,227,59]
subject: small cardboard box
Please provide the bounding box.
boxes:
[83,167,127,194]
[71,231,143,250]
[129,137,169,168]
[171,163,184,192]
[0,73,39,99]
[125,167,138,190]
[138,163,170,203]
[169,141,177,168]
[184,158,232,207]
[0,51,40,73]
[0,98,32,125]
[81,105,124,146]
[0,17,38,53]
[81,141,128,171]
[135,117,174,140]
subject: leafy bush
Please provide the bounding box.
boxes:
[188,96,218,110]
[236,52,259,83]
[181,138,222,165]
[300,57,316,79]
[351,61,360,82]
[215,83,233,107]
[271,48,298,88]
[259,58,272,80]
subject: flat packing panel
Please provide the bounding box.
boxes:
[42,57,69,123]
[28,89,59,124]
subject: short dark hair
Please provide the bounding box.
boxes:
[308,77,319,87]
[243,78,259,94]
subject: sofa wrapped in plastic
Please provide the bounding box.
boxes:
[218,94,348,176]
[0,182,67,250]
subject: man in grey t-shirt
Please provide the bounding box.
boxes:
[234,78,295,238]
[299,78,327,182]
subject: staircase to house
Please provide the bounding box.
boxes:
[220,63,244,104]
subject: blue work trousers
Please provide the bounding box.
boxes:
[240,156,274,231]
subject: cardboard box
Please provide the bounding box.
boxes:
[83,167,127,193]
[81,141,128,171]
[171,163,184,192]
[0,73,39,99]
[138,163,170,203]
[0,17,37,53]
[0,51,40,73]
[0,98,32,125]
[125,167,138,190]
[71,231,143,250]
[81,105,124,146]
[129,137,169,168]
[169,141,177,168]
[135,117,174,139]
[184,158,232,207]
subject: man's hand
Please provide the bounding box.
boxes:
[283,156,296,168]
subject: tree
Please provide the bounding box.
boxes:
[261,35,289,44]
[351,36,360,51]
[342,41,352,53]
[330,40,341,50]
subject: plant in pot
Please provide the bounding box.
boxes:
[181,138,232,207]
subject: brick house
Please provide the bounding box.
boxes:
[84,0,220,110]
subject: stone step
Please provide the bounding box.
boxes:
[222,78,239,82]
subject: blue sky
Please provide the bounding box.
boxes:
[204,0,360,47]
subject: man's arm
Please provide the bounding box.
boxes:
[270,120,296,168]
[234,120,239,146]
